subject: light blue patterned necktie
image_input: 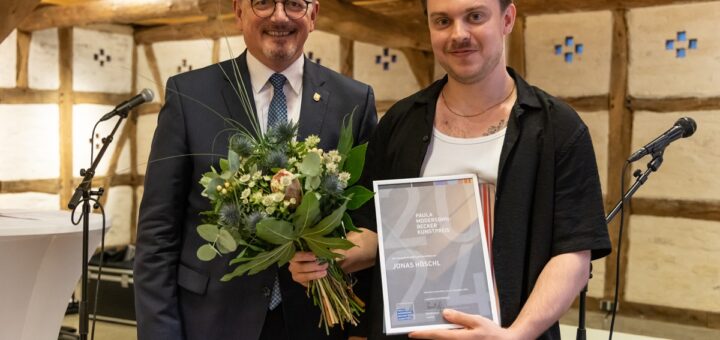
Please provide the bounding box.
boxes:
[267,73,288,130]
[269,275,282,310]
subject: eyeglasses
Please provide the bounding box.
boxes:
[250,0,313,20]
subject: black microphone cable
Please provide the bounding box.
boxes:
[608,160,631,340]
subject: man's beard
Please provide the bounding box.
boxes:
[442,39,503,84]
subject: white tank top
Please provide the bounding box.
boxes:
[420,127,506,184]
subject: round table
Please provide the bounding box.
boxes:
[0,210,106,340]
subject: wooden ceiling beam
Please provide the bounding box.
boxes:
[135,19,237,44]
[516,0,718,15]
[0,0,41,42]
[18,0,220,32]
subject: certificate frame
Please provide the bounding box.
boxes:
[373,174,499,335]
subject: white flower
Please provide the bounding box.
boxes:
[326,163,338,173]
[248,181,256,188]
[241,188,251,199]
[289,198,297,205]
[239,174,251,183]
[252,171,262,180]
[265,206,276,215]
[272,192,285,202]
[288,157,297,164]
[338,172,351,183]
[262,195,274,207]
[305,135,320,148]
[280,175,293,187]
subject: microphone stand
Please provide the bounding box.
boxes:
[576,152,664,340]
[67,109,129,340]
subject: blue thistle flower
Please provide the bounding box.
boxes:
[266,121,298,145]
[219,203,242,227]
[229,133,254,158]
[243,212,264,234]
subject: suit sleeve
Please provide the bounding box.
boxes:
[355,85,378,145]
[134,77,191,339]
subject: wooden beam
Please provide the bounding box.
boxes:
[74,91,132,105]
[401,48,435,88]
[0,88,59,104]
[19,0,206,32]
[135,18,237,44]
[0,0,41,42]
[143,44,165,103]
[318,0,431,51]
[99,117,131,207]
[137,102,163,116]
[58,27,74,210]
[508,15,526,77]
[16,30,31,88]
[604,9,633,303]
[632,198,720,222]
[0,179,59,194]
[212,38,221,64]
[630,96,720,112]
[560,95,610,112]
[583,296,720,330]
[340,37,354,78]
[130,44,140,244]
[516,0,719,15]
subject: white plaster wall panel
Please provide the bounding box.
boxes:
[0,193,59,210]
[152,39,213,91]
[218,36,247,62]
[626,215,720,312]
[578,111,609,195]
[632,111,720,200]
[115,140,132,175]
[29,28,60,90]
[72,28,133,94]
[0,104,60,180]
[72,104,125,177]
[628,2,720,98]
[587,257,606,298]
[103,186,132,247]
[0,30,17,87]
[305,30,340,73]
[136,113,159,175]
[525,11,612,97]
[353,42,421,101]
[135,46,161,104]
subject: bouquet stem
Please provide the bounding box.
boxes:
[308,262,365,335]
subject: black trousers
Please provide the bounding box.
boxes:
[259,304,289,340]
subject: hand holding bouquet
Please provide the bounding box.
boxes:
[195,118,373,333]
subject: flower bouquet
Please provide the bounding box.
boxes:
[194,114,373,332]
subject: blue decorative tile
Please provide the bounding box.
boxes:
[665,40,674,50]
[376,47,398,71]
[564,52,573,63]
[565,36,574,47]
[554,44,562,55]
[665,31,698,58]
[575,44,584,55]
[676,48,686,58]
[689,39,698,49]
[677,31,687,42]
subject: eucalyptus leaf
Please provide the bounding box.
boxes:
[228,149,241,173]
[292,192,320,233]
[345,185,374,210]
[197,224,220,242]
[256,218,296,245]
[217,228,238,253]
[219,158,229,172]
[303,203,346,237]
[344,143,367,187]
[224,242,296,280]
[197,244,218,261]
[298,152,322,177]
[205,177,226,200]
[305,175,321,191]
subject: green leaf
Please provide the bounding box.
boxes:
[304,175,321,191]
[197,224,219,242]
[228,150,240,173]
[204,177,226,200]
[217,228,238,253]
[256,218,296,245]
[345,185,374,210]
[303,234,354,260]
[337,112,355,160]
[219,158,229,172]
[197,244,218,261]
[298,152,322,177]
[223,242,296,280]
[237,238,264,252]
[342,212,361,233]
[292,192,320,233]
[344,143,367,187]
[303,203,347,237]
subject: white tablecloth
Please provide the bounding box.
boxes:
[0,210,106,340]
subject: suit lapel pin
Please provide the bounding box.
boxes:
[313,92,321,102]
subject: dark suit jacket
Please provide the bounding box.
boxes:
[135,52,377,340]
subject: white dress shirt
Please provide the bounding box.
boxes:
[246,52,304,134]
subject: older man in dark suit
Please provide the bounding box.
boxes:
[134,1,377,339]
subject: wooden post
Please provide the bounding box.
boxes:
[16,30,30,88]
[604,9,633,305]
[143,44,165,102]
[340,37,354,78]
[508,14,526,77]
[130,43,140,244]
[212,38,221,64]
[400,48,435,88]
[58,27,74,209]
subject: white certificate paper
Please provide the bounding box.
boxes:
[373,174,499,334]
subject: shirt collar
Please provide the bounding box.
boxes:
[246,51,304,96]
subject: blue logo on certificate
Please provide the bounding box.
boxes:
[395,303,415,321]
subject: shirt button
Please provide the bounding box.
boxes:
[422,135,430,142]
[263,287,271,297]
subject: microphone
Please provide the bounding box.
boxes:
[627,117,697,162]
[99,88,154,122]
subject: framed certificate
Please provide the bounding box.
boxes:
[373,174,499,334]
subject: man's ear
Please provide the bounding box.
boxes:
[308,0,320,32]
[233,0,244,30]
[503,3,517,35]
